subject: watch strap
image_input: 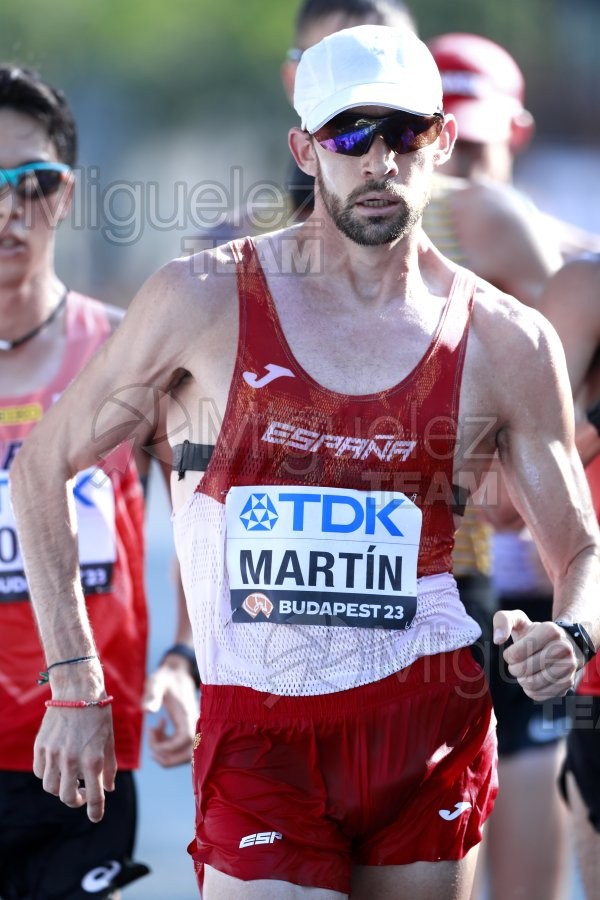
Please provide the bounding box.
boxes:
[554,620,596,664]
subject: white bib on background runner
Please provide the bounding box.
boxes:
[0,466,116,601]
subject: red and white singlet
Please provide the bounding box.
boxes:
[174,238,481,695]
[0,292,147,770]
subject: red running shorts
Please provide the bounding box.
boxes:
[189,648,498,894]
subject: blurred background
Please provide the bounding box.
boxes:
[1,1,597,896]
[1,0,598,305]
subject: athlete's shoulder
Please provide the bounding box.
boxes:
[440,178,561,299]
[472,275,563,363]
[449,178,554,242]
[127,242,242,325]
[539,253,600,335]
[545,253,600,291]
[454,178,534,217]
[462,277,570,431]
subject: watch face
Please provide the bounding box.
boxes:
[576,624,597,656]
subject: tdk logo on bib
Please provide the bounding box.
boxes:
[226,485,422,630]
[239,491,406,537]
[0,465,116,603]
[240,494,279,531]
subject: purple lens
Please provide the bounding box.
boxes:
[315,113,443,158]
[319,123,377,156]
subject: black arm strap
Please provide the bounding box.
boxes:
[172,441,214,479]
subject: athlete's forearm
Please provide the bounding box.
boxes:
[10,438,101,687]
[551,544,600,648]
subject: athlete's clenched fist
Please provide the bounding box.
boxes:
[493,609,580,700]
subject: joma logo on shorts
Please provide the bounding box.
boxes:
[239,831,283,848]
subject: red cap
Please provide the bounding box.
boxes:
[428,32,531,144]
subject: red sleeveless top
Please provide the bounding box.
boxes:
[199,238,475,578]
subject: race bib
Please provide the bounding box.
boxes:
[226,485,422,629]
[0,467,116,602]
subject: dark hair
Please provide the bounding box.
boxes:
[0,65,77,166]
[294,0,416,39]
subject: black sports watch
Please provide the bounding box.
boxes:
[554,620,597,665]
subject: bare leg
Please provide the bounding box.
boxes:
[203,865,346,899]
[468,824,488,900]
[566,771,600,900]
[203,851,479,900]
[351,846,480,900]
[485,744,570,900]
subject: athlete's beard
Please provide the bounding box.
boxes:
[315,160,428,246]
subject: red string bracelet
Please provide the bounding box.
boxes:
[45,696,114,709]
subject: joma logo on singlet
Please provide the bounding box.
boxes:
[262,421,416,462]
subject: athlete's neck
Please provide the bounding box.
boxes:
[0,276,66,344]
[287,217,434,308]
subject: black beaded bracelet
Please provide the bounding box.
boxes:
[160,643,201,688]
[586,399,600,437]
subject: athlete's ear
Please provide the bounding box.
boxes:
[289,127,318,178]
[432,114,457,168]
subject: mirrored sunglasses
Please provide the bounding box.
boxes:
[313,111,444,157]
[0,162,72,201]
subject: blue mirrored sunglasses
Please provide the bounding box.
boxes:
[313,111,444,157]
[0,162,72,200]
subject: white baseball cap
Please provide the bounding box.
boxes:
[294,25,444,134]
